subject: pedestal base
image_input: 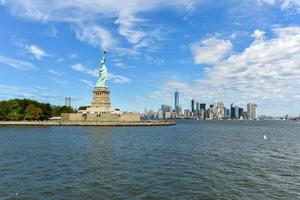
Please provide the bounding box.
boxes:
[84,87,112,114]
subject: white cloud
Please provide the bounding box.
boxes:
[80,79,94,87]
[258,0,300,12]
[56,58,64,62]
[113,62,135,69]
[252,29,265,40]
[27,45,48,59]
[193,27,300,106]
[115,62,124,68]
[0,0,5,5]
[71,63,98,77]
[74,24,115,50]
[115,13,146,45]
[149,26,300,115]
[71,63,130,84]
[161,81,189,90]
[48,69,63,76]
[0,84,59,99]
[281,0,300,11]
[144,55,165,65]
[0,55,35,70]
[191,37,233,65]
[3,0,198,51]
[108,73,131,84]
[230,33,237,39]
[146,80,192,105]
[257,0,276,5]
[211,26,300,108]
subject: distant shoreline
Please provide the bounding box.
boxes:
[0,120,176,127]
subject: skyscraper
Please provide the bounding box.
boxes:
[234,105,239,119]
[215,102,225,118]
[65,97,71,107]
[247,103,257,119]
[200,103,206,110]
[191,99,195,113]
[196,102,200,115]
[230,103,235,118]
[238,108,243,119]
[230,103,239,119]
[174,90,179,114]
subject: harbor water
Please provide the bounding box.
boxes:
[0,120,300,199]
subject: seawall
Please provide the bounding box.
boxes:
[0,121,176,126]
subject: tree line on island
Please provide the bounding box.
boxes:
[0,99,77,121]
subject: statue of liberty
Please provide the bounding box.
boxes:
[96,51,108,87]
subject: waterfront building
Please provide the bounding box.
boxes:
[208,109,214,119]
[242,111,248,119]
[161,105,172,112]
[148,109,156,119]
[171,111,177,119]
[247,103,257,119]
[143,109,156,119]
[199,109,205,119]
[164,111,172,119]
[200,103,206,110]
[215,102,225,119]
[204,110,210,119]
[65,97,71,107]
[238,108,243,119]
[161,105,172,119]
[158,109,164,119]
[177,105,182,118]
[184,109,193,119]
[224,107,230,118]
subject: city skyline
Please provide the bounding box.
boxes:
[1,1,300,116]
[143,90,260,120]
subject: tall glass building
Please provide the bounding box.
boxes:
[230,103,239,119]
[247,103,257,119]
[65,97,71,107]
[174,91,179,112]
[191,99,195,113]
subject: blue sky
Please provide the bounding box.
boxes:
[0,0,300,116]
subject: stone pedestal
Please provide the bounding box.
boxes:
[91,87,111,108]
[86,87,112,114]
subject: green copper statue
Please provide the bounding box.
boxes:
[96,51,108,87]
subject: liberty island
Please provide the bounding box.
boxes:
[60,51,144,123]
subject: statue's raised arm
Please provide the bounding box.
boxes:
[96,51,108,87]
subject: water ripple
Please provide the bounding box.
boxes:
[0,120,300,199]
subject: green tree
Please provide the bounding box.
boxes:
[40,103,52,120]
[78,106,88,110]
[0,101,9,120]
[24,104,43,120]
[51,105,62,117]
[60,106,75,114]
[6,100,23,120]
[0,98,77,120]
